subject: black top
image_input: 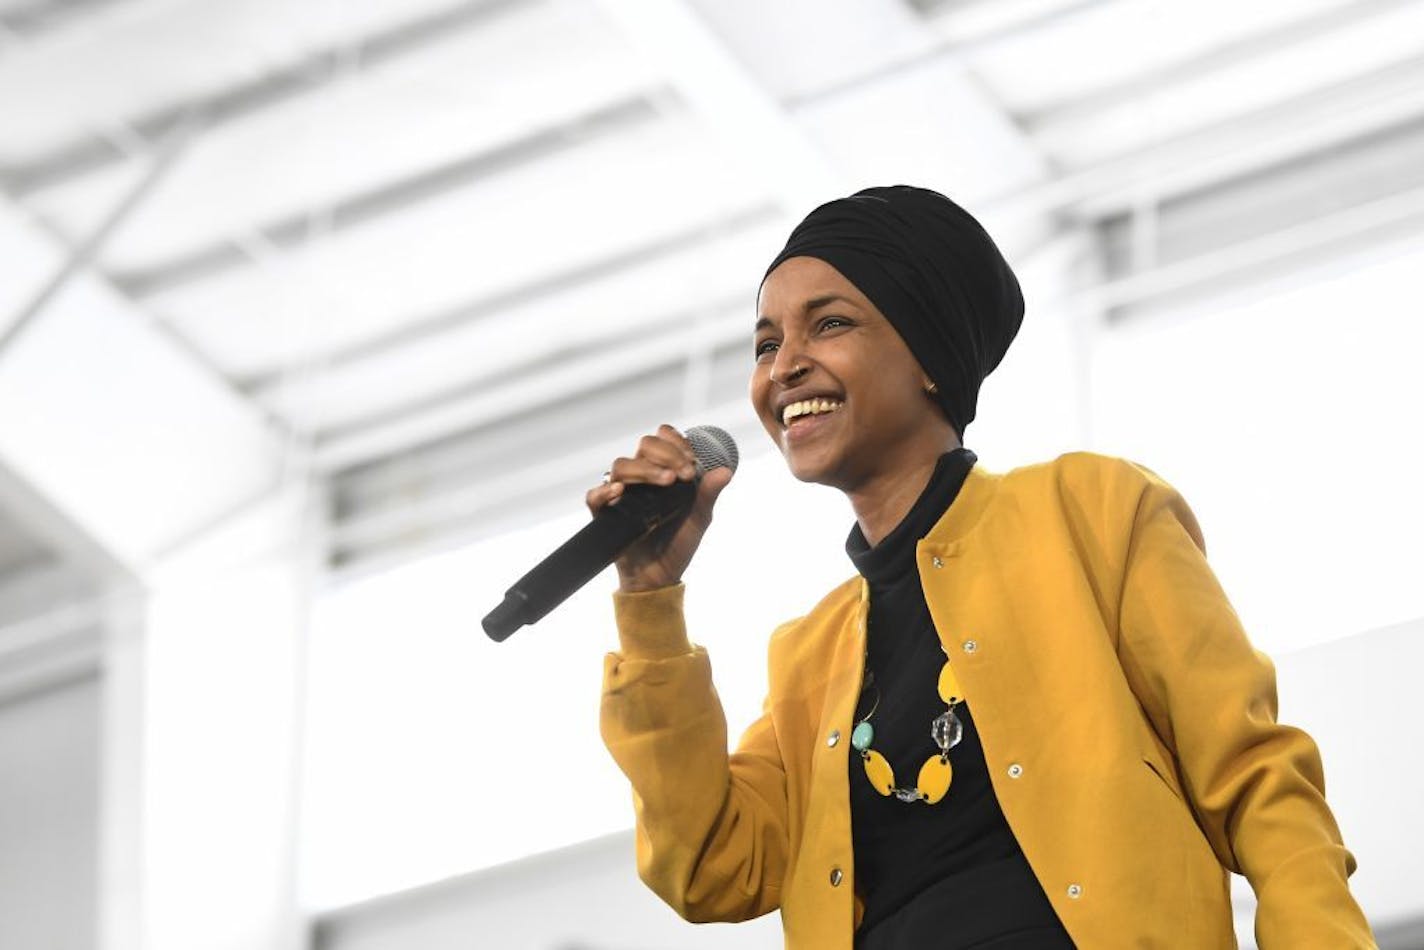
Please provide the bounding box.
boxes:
[846,448,1074,949]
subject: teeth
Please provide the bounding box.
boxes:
[781,398,844,426]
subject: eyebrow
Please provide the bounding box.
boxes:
[755,293,856,331]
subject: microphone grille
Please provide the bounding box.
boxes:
[686,425,739,473]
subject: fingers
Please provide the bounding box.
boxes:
[584,480,624,516]
[609,425,698,486]
[645,424,699,480]
[589,424,718,518]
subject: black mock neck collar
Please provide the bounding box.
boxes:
[846,447,977,584]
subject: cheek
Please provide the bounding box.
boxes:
[748,369,777,423]
[858,375,927,428]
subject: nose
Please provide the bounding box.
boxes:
[769,340,811,387]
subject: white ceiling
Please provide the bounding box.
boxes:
[2,0,1422,568]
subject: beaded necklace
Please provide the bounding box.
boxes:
[852,649,965,804]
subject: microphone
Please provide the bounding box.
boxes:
[482,425,739,641]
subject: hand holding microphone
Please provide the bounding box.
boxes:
[587,424,736,593]
[482,424,737,641]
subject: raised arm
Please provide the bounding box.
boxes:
[590,424,787,921]
[601,583,790,922]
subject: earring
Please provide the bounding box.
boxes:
[925,380,939,395]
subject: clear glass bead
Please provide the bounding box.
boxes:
[931,710,963,752]
[893,787,922,803]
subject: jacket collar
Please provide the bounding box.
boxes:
[851,457,1003,606]
[919,459,1001,557]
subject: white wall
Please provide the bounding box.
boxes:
[1231,616,1424,947]
[0,676,100,950]
[313,616,1424,950]
[314,831,782,950]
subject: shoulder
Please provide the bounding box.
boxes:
[995,449,1182,522]
[971,450,1196,554]
[1007,450,1203,552]
[1005,449,1163,497]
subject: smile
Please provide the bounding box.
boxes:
[782,398,844,428]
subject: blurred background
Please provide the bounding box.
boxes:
[1,0,1422,947]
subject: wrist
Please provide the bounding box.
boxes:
[616,566,683,594]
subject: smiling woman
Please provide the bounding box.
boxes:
[591,186,1376,950]
[751,256,959,538]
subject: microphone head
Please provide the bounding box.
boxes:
[686,425,739,474]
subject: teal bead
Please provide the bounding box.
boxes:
[851,721,875,752]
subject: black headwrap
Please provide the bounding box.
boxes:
[760,185,1023,441]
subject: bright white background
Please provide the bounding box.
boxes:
[2,2,1423,948]
[302,240,1424,917]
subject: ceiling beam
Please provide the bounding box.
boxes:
[112,91,668,298]
[1022,0,1421,130]
[1,0,537,194]
[247,201,779,425]
[983,54,1424,223]
[0,111,192,354]
[314,300,749,471]
[788,0,1108,111]
[0,0,129,40]
[910,0,1106,43]
[0,198,292,570]
[1075,180,1424,313]
[327,394,769,570]
[586,0,840,215]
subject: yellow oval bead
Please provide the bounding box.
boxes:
[938,661,964,706]
[918,755,953,804]
[862,749,895,796]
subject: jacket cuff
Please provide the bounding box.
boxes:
[612,583,694,659]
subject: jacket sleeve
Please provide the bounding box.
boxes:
[1113,466,1376,949]
[599,583,789,923]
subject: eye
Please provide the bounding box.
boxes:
[818,316,851,331]
[754,338,779,360]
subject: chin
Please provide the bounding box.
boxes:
[779,443,842,487]
[785,460,823,484]
[773,438,816,482]
[760,417,846,485]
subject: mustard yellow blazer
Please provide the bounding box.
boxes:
[600,451,1374,949]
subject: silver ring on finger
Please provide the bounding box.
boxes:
[601,470,612,485]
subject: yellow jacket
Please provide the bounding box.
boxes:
[600,451,1374,949]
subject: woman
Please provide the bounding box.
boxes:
[590,186,1374,949]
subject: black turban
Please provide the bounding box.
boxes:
[760,185,1023,441]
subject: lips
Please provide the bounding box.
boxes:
[776,390,845,426]
[781,405,845,448]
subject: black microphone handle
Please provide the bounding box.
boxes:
[482,478,697,641]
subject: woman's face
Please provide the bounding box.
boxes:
[751,255,953,489]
